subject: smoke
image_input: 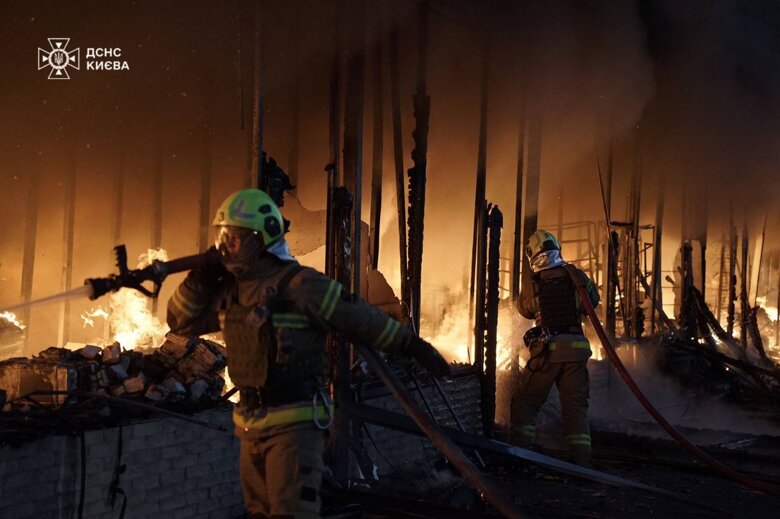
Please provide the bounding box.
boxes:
[639,1,780,220]
[1,0,779,366]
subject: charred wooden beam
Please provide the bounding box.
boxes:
[331,187,354,479]
[334,0,366,479]
[679,241,697,340]
[406,0,430,332]
[469,35,489,345]
[483,205,502,437]
[716,240,725,323]
[58,155,76,346]
[342,0,365,297]
[727,220,737,337]
[369,13,384,271]
[324,0,342,280]
[473,200,487,373]
[387,8,408,310]
[151,142,164,315]
[740,223,749,350]
[21,163,40,348]
[776,252,780,347]
[511,102,525,302]
[650,175,665,335]
[250,0,265,188]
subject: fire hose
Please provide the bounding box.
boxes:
[563,263,780,496]
[355,344,525,519]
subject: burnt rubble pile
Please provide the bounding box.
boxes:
[0,333,228,410]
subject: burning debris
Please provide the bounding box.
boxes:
[0,312,25,358]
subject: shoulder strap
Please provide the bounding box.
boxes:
[277,264,305,294]
[270,264,306,315]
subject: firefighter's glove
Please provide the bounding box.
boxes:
[406,336,451,378]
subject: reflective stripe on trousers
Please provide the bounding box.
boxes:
[234,402,334,430]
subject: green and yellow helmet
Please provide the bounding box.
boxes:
[525,229,561,260]
[212,189,284,247]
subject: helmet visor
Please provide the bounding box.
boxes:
[214,226,264,268]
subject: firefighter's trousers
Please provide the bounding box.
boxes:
[239,423,326,519]
[510,359,591,465]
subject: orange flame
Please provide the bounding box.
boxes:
[80,248,170,350]
[0,311,26,330]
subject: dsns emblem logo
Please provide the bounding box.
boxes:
[38,38,80,80]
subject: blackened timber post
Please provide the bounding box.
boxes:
[474,201,488,373]
[716,239,725,323]
[151,142,163,315]
[387,9,408,310]
[469,35,490,347]
[335,0,366,480]
[698,199,709,299]
[604,144,617,336]
[727,202,737,336]
[484,205,502,437]
[740,223,749,350]
[510,102,525,374]
[251,0,265,188]
[324,0,342,280]
[58,155,76,346]
[21,161,40,349]
[331,187,353,479]
[511,103,525,302]
[369,13,384,271]
[407,0,430,333]
[342,0,365,298]
[650,175,664,335]
[775,252,780,346]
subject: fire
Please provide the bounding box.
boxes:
[80,248,170,350]
[0,311,26,330]
[80,308,109,328]
[755,296,778,322]
[423,301,530,370]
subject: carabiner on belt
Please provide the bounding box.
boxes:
[312,388,334,430]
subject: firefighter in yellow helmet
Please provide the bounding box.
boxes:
[167,189,449,518]
[511,229,600,466]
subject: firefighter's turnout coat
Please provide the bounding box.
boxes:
[167,251,413,517]
[511,261,600,465]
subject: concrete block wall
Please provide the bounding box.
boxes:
[0,408,243,519]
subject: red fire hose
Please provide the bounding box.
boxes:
[564,264,780,496]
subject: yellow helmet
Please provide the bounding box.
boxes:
[525,229,561,260]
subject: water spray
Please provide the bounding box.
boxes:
[0,245,221,315]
